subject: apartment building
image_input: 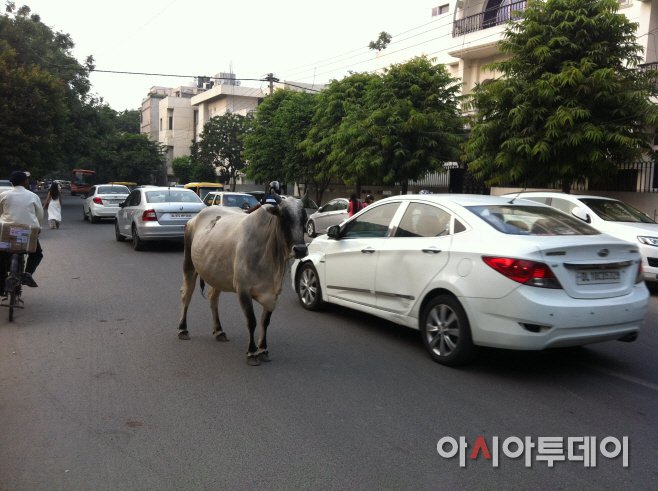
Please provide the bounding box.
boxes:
[376,0,658,98]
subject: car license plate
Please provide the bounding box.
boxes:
[576,270,621,285]
[169,213,192,219]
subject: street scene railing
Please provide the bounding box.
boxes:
[453,1,528,37]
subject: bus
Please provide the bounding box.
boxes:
[183,182,224,199]
[70,169,96,196]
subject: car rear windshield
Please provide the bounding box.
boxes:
[222,194,259,208]
[466,205,601,235]
[579,198,656,223]
[145,190,202,203]
[98,185,129,194]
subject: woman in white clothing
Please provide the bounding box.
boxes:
[43,182,62,229]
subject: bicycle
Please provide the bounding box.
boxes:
[1,252,26,321]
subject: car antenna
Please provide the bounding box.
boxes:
[508,189,525,204]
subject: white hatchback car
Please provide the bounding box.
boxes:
[83,184,131,223]
[503,192,658,284]
[291,194,649,366]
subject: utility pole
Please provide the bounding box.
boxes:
[266,73,279,96]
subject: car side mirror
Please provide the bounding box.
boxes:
[119,202,126,208]
[327,225,340,239]
[572,207,590,223]
[317,206,324,213]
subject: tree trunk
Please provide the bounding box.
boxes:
[561,179,571,194]
[355,180,362,198]
[401,179,408,195]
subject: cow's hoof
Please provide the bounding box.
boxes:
[258,351,271,362]
[178,331,190,340]
[247,354,261,366]
[215,332,228,342]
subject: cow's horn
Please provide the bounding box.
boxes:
[271,191,282,204]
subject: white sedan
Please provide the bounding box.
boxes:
[83,184,131,223]
[291,194,649,366]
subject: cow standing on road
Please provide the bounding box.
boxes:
[178,192,308,365]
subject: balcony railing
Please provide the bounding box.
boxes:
[453,1,527,37]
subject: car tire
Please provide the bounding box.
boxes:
[420,294,475,366]
[297,262,322,311]
[306,220,316,238]
[90,210,99,224]
[132,224,146,251]
[83,207,88,221]
[115,221,125,242]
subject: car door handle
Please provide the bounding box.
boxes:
[422,248,442,254]
[361,247,376,254]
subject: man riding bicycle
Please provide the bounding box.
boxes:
[0,171,43,290]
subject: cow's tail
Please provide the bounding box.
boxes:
[183,221,205,299]
[199,277,206,298]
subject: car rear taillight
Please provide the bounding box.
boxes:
[93,197,102,204]
[636,261,644,284]
[482,256,562,289]
[142,209,157,221]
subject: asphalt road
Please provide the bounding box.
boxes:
[0,192,656,490]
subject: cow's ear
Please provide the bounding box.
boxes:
[265,204,280,216]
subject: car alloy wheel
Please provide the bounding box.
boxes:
[115,221,125,242]
[306,220,316,238]
[420,294,474,366]
[132,225,146,251]
[297,262,322,310]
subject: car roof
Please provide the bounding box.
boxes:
[379,193,555,207]
[500,191,619,201]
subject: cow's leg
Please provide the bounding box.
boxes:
[257,309,273,362]
[238,290,260,366]
[178,239,197,340]
[208,286,228,342]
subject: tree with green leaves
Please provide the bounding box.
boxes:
[243,89,319,198]
[369,31,392,51]
[87,133,164,184]
[171,155,194,184]
[300,72,376,203]
[191,113,251,190]
[0,40,68,177]
[330,56,465,194]
[463,0,658,192]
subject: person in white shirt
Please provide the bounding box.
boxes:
[0,171,44,288]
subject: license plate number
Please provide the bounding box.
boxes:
[576,270,620,285]
[169,213,192,219]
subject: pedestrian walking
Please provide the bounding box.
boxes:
[348,193,363,217]
[364,195,374,206]
[43,182,62,229]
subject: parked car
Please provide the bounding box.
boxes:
[292,194,649,366]
[203,191,259,210]
[502,191,658,284]
[305,198,351,237]
[82,184,131,223]
[115,187,204,250]
[0,180,13,194]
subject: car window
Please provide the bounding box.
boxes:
[126,190,140,207]
[579,198,656,223]
[343,203,401,238]
[336,200,348,211]
[88,187,96,197]
[395,203,452,238]
[222,194,258,209]
[322,202,337,212]
[204,194,215,206]
[98,185,130,194]
[522,196,549,205]
[550,198,577,215]
[145,190,202,203]
[453,218,467,234]
[466,205,600,235]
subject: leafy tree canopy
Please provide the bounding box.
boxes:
[171,155,194,185]
[88,133,164,184]
[190,113,252,190]
[463,0,658,191]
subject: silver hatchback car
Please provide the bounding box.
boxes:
[305,198,350,237]
[83,184,131,223]
[115,187,205,250]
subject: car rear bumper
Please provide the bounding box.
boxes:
[463,284,649,350]
[135,221,186,240]
[92,206,121,218]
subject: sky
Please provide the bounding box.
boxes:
[18,0,437,111]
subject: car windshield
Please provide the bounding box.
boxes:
[466,205,600,235]
[579,198,656,223]
[145,190,202,203]
[199,187,221,199]
[98,185,129,194]
[222,194,259,208]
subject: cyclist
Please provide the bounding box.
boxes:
[0,171,43,289]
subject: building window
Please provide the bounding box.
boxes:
[159,118,162,131]
[432,4,449,16]
[168,116,173,130]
